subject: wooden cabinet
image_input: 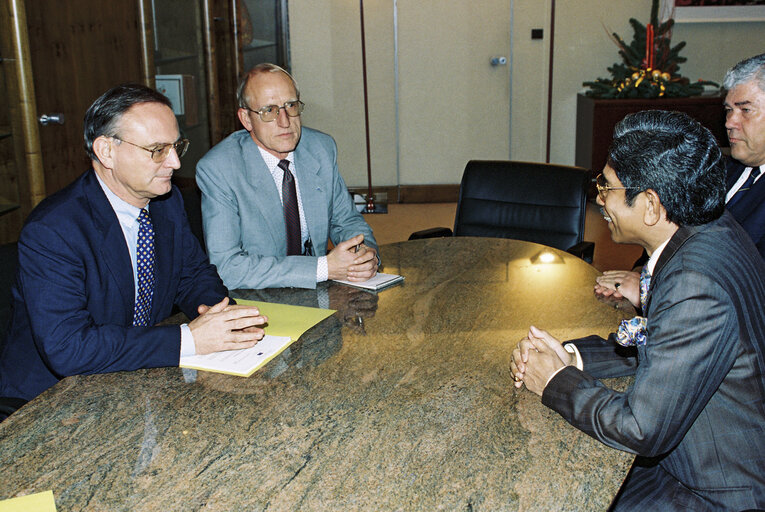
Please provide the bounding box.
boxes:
[575,93,728,175]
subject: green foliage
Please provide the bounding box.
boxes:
[583,0,718,99]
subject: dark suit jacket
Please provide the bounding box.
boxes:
[0,171,229,401]
[726,158,765,258]
[543,212,765,510]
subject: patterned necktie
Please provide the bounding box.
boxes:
[615,266,651,347]
[278,159,302,255]
[727,166,762,209]
[133,208,156,326]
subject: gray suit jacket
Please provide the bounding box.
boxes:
[543,212,765,510]
[196,128,377,289]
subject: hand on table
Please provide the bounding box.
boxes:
[190,297,267,355]
[511,326,573,396]
[327,234,379,281]
[594,270,641,308]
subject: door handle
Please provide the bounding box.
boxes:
[38,113,65,126]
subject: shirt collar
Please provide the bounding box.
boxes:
[94,171,145,222]
[646,237,670,276]
[257,146,294,172]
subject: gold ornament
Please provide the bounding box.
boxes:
[651,69,661,80]
[660,72,671,81]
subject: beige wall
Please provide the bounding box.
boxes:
[290,0,765,188]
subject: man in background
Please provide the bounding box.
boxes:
[197,63,378,290]
[512,111,765,509]
[0,84,266,418]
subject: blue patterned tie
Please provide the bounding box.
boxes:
[615,266,651,347]
[133,208,156,326]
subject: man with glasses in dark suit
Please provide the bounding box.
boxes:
[0,84,267,420]
[512,110,765,510]
[596,53,765,307]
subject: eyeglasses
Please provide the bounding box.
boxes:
[243,100,304,122]
[595,173,640,198]
[113,137,189,163]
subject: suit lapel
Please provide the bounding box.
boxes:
[148,195,174,322]
[242,138,287,252]
[727,169,765,221]
[83,172,135,321]
[294,144,328,249]
[643,223,700,316]
[725,158,746,190]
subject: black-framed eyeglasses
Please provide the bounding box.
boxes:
[113,137,189,163]
[243,100,304,122]
[595,173,639,198]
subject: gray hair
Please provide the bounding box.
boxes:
[236,63,300,110]
[722,53,765,92]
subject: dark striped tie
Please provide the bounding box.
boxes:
[133,208,156,326]
[279,159,302,255]
[727,166,762,209]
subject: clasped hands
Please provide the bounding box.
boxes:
[510,325,574,396]
[327,233,378,281]
[189,297,268,355]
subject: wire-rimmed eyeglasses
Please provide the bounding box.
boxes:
[113,137,189,163]
[243,100,305,122]
[595,173,639,198]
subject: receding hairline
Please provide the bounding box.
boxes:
[237,63,300,109]
[110,101,179,144]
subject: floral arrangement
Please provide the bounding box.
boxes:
[583,0,717,98]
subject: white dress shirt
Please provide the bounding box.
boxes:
[726,165,763,203]
[95,173,196,357]
[257,147,329,282]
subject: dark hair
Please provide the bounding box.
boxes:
[83,83,172,161]
[236,63,300,110]
[607,110,725,226]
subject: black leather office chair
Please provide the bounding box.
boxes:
[409,160,594,262]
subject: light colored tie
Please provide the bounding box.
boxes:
[133,208,156,326]
[615,266,651,347]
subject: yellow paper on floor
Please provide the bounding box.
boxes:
[236,300,336,340]
[0,490,56,512]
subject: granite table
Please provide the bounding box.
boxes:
[0,237,635,511]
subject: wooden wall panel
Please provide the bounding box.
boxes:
[24,0,145,196]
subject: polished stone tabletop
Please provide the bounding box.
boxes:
[0,237,634,511]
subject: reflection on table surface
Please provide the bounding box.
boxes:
[0,237,634,511]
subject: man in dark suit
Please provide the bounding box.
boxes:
[595,53,765,306]
[722,52,765,257]
[0,84,268,417]
[512,111,765,510]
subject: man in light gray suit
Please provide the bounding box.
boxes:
[197,63,378,290]
[511,111,765,510]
